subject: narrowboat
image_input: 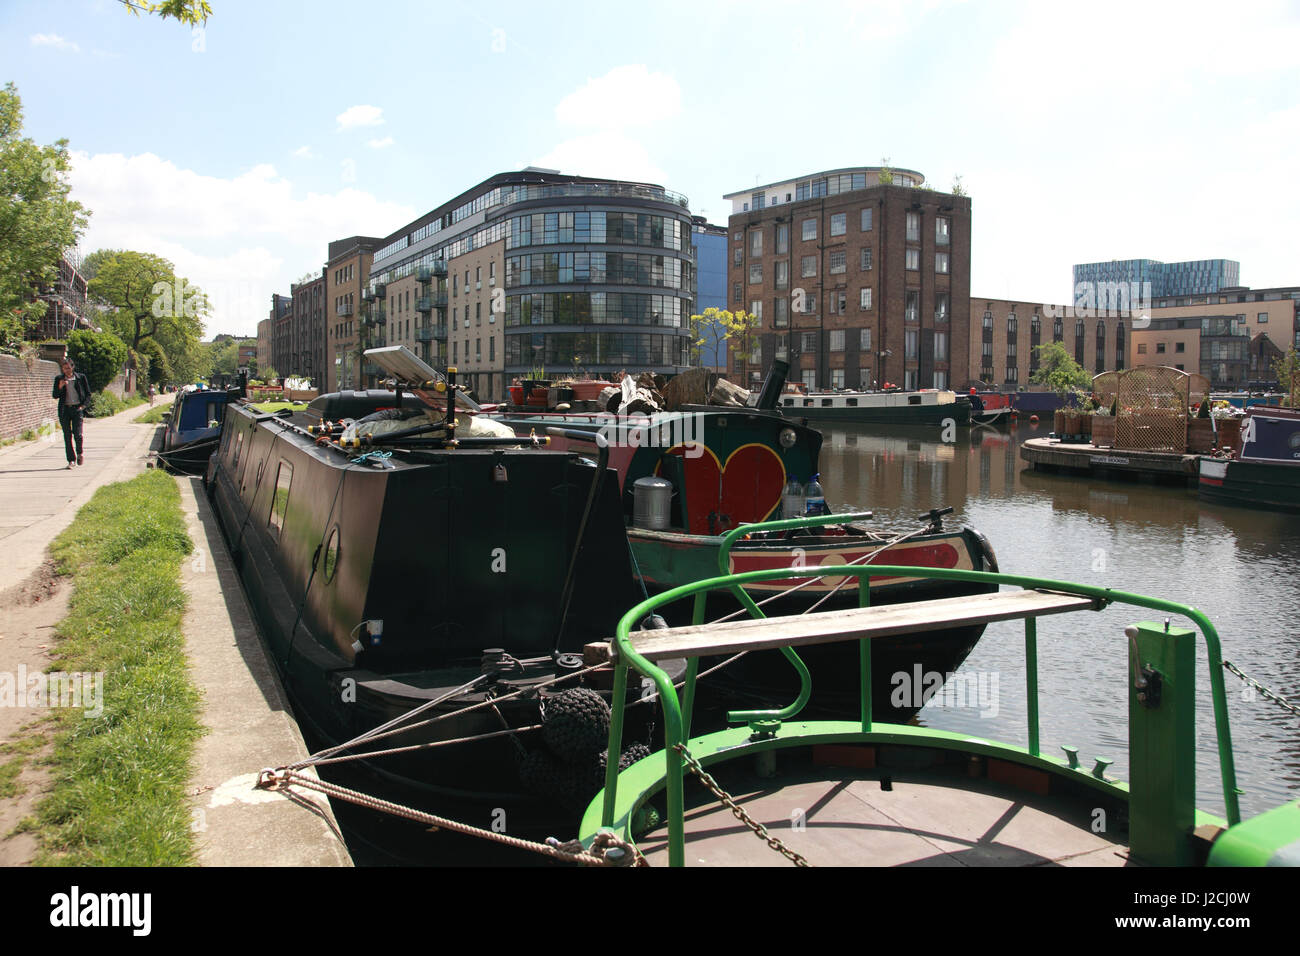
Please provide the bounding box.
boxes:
[203,352,660,825]
[494,363,999,713]
[1198,406,1300,513]
[777,387,972,426]
[160,384,240,474]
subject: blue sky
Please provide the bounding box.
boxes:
[4,0,1299,338]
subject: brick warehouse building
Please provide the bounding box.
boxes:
[724,166,971,391]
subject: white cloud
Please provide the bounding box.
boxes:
[366,137,394,150]
[335,105,384,131]
[67,151,415,338]
[555,65,681,128]
[292,145,315,159]
[531,133,668,187]
[30,33,80,53]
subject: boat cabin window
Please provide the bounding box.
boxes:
[783,398,794,407]
[803,399,813,407]
[232,430,243,470]
[846,398,858,407]
[908,395,921,405]
[268,461,293,537]
[821,398,833,407]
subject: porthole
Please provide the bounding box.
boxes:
[323,526,341,583]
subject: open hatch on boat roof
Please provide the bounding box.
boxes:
[363,345,483,412]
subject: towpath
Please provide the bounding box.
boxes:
[0,405,350,866]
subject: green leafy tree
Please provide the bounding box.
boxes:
[0,83,90,347]
[878,156,895,185]
[1030,341,1093,400]
[89,250,208,352]
[1272,345,1300,408]
[209,339,239,377]
[66,329,128,393]
[951,175,966,197]
[118,0,212,24]
[689,307,760,380]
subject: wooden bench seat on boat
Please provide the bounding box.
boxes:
[588,589,1104,664]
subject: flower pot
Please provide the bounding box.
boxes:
[570,380,614,402]
[1053,410,1066,435]
[1091,416,1116,447]
[1187,418,1215,454]
[508,385,524,405]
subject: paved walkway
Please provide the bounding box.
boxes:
[0,404,158,591]
[0,402,351,866]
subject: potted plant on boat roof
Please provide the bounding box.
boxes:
[1091,397,1117,448]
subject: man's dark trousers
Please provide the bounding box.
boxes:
[59,404,84,463]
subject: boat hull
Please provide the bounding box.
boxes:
[780,391,972,426]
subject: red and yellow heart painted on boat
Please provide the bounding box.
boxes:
[657,442,786,535]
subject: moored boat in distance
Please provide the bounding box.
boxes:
[159,382,242,474]
[1198,405,1300,513]
[779,387,972,426]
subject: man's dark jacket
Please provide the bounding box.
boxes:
[52,372,91,407]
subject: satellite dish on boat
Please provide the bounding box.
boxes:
[363,345,482,412]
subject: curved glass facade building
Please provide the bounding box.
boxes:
[364,170,695,401]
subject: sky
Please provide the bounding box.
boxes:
[3,0,1299,339]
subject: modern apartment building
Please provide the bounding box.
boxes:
[724,166,971,391]
[324,236,381,393]
[1142,285,1300,354]
[1072,258,1240,304]
[364,169,696,402]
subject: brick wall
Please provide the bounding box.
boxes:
[0,354,62,441]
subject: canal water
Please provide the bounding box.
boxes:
[815,419,1300,822]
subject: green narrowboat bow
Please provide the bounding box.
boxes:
[579,552,1300,867]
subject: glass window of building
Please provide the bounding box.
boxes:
[750,230,762,257]
[830,330,845,351]
[860,248,872,271]
[906,249,919,271]
[774,297,789,326]
[749,263,763,284]
[801,332,817,352]
[860,208,873,231]
[830,213,846,237]
[936,217,951,245]
[860,288,873,310]
[776,223,789,254]
[802,219,817,241]
[859,328,871,350]
[775,260,789,289]
[830,251,846,274]
[750,301,763,323]
[906,212,920,242]
[935,253,949,274]
[906,290,919,322]
[935,293,949,322]
[832,369,845,388]
[801,256,817,278]
[934,331,948,361]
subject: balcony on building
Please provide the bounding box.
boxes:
[417,292,449,312]
[336,302,353,317]
[417,262,447,282]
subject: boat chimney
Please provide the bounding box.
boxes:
[755,359,790,411]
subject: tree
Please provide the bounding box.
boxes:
[66,329,128,393]
[1030,341,1093,400]
[689,307,760,380]
[1272,345,1300,409]
[88,250,208,361]
[951,175,966,197]
[0,84,90,348]
[878,156,895,185]
[209,339,239,377]
[136,337,171,385]
[117,0,212,24]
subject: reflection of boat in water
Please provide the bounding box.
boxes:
[580,564,1300,868]
[1199,406,1300,513]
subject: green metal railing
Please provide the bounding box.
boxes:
[596,561,1241,867]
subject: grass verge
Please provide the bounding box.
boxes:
[133,404,169,424]
[34,469,202,865]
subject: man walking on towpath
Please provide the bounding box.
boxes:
[52,358,91,469]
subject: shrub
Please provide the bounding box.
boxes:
[66,329,128,393]
[85,391,126,418]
